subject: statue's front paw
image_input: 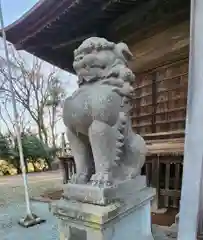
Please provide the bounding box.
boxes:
[90,172,113,187]
[70,173,89,184]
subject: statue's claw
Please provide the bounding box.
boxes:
[70,173,89,184]
[90,172,113,187]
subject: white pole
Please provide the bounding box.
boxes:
[0,0,32,216]
[178,0,203,239]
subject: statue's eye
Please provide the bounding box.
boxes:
[76,55,83,61]
[86,48,92,54]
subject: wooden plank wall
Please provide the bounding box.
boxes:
[131,60,188,135]
[130,21,189,136]
[129,20,189,209]
[129,21,189,73]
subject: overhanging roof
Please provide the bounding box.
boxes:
[2,0,190,72]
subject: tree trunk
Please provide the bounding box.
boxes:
[24,158,28,173]
[13,157,29,174]
[42,126,48,145]
[16,167,22,174]
[32,162,38,172]
[15,159,22,174]
[13,157,22,174]
[45,158,52,170]
[37,122,48,145]
[51,105,57,149]
[37,126,43,142]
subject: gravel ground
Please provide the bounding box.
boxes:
[0,176,63,240]
[0,201,58,240]
[0,175,176,239]
[0,177,63,207]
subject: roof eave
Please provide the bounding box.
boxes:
[4,0,46,32]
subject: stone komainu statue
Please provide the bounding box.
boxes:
[63,37,147,186]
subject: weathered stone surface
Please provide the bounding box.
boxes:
[69,226,87,240]
[63,37,147,187]
[63,175,146,205]
[52,37,155,240]
[52,187,155,240]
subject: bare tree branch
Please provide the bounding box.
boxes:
[0,47,65,148]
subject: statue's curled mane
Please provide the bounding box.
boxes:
[73,37,135,90]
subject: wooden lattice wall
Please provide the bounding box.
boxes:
[131,59,188,135]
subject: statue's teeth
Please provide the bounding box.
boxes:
[117,134,124,141]
[116,142,124,148]
[118,125,124,131]
[116,149,122,156]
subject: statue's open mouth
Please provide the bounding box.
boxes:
[77,66,104,82]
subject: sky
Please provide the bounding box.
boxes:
[2,0,38,27]
[0,0,78,142]
[0,0,78,95]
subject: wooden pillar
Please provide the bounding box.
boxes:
[61,132,66,157]
[178,0,203,239]
[151,72,157,133]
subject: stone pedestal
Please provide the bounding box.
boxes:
[52,177,155,240]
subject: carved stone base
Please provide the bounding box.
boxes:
[63,175,146,206]
[52,186,155,240]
